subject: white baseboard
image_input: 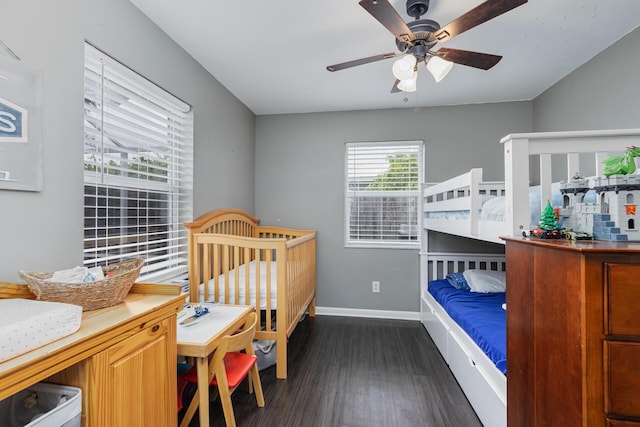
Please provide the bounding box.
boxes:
[315,306,420,321]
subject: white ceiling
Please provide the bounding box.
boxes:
[129,0,640,115]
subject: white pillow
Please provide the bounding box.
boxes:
[463,269,506,293]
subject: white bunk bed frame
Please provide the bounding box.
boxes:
[420,129,640,427]
[420,252,507,427]
[423,128,640,244]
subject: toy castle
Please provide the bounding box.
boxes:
[558,173,640,241]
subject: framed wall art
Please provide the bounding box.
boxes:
[0,49,43,192]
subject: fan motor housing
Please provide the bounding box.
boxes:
[396,19,440,52]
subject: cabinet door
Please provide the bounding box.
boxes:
[605,263,640,336]
[605,341,640,418]
[89,318,177,427]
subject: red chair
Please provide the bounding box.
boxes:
[179,312,264,427]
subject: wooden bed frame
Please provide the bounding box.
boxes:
[422,128,640,244]
[183,209,316,379]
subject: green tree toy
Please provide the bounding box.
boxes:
[539,201,559,231]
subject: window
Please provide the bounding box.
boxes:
[83,43,193,281]
[345,141,423,248]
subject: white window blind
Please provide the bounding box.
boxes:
[345,141,423,248]
[83,43,194,281]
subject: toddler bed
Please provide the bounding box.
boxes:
[183,209,316,379]
[420,252,507,427]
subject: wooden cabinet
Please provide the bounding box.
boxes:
[0,282,184,427]
[504,238,640,427]
[86,317,177,427]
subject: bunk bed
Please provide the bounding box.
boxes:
[422,128,640,243]
[419,129,640,427]
[183,209,316,380]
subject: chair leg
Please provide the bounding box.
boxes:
[216,371,236,427]
[179,389,199,427]
[250,365,265,407]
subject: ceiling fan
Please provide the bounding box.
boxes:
[327,0,528,92]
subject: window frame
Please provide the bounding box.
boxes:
[344,140,424,249]
[83,43,194,282]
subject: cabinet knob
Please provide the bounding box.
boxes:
[151,324,160,333]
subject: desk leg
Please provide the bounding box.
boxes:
[197,357,210,427]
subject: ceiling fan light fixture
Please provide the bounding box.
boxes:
[397,71,417,92]
[426,55,453,83]
[392,55,417,81]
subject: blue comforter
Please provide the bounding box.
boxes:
[428,279,506,375]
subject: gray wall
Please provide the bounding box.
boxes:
[253,26,640,314]
[2,1,636,313]
[533,27,640,132]
[255,103,532,312]
[0,0,255,281]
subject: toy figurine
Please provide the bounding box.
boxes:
[532,201,563,238]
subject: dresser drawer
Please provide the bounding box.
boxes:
[607,419,640,427]
[605,263,640,337]
[605,341,640,418]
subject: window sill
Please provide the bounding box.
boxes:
[344,242,420,250]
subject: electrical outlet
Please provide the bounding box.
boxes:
[372,280,380,293]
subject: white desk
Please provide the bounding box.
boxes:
[176,303,253,427]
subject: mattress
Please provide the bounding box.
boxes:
[427,183,569,228]
[481,183,565,224]
[0,299,83,363]
[200,260,278,308]
[428,279,506,375]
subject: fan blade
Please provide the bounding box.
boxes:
[434,48,502,70]
[391,79,402,93]
[359,0,416,44]
[327,52,397,72]
[433,0,527,43]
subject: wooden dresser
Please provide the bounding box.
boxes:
[504,238,640,427]
[0,282,184,427]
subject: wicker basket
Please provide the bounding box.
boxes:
[18,258,144,311]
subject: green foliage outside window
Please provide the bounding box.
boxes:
[366,153,419,190]
[84,156,168,182]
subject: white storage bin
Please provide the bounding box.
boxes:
[0,382,81,427]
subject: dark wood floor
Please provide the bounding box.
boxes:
[183,315,482,427]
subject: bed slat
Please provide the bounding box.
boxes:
[422,252,506,282]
